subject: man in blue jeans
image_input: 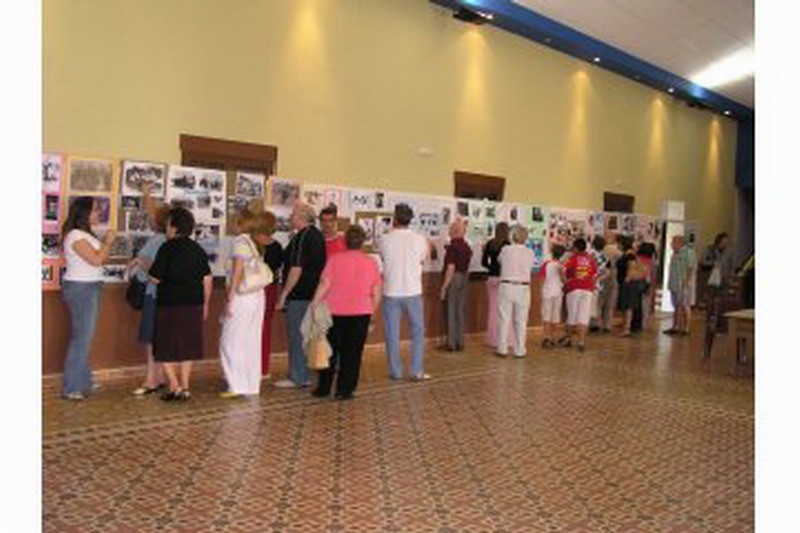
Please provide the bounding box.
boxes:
[275,202,326,388]
[378,203,431,381]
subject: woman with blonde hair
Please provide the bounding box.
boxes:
[219,209,275,398]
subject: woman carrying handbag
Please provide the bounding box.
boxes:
[219,210,275,398]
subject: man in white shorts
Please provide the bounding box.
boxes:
[562,238,598,353]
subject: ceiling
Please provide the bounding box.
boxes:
[511,0,754,108]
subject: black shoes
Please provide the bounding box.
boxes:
[161,390,191,402]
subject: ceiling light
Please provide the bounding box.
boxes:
[593,57,601,63]
[668,87,675,93]
[452,6,493,24]
[724,110,732,116]
[689,47,754,89]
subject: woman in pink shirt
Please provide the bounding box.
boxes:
[310,225,382,400]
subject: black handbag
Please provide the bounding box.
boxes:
[125,276,147,310]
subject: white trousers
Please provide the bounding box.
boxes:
[220,289,265,395]
[497,283,531,356]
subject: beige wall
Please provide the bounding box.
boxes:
[43,0,737,243]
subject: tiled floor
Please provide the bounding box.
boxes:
[43,317,753,532]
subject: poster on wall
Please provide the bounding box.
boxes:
[225,171,266,235]
[42,233,60,258]
[548,209,589,249]
[42,257,64,291]
[269,177,300,209]
[68,157,115,194]
[167,165,227,274]
[42,153,62,194]
[42,193,60,233]
[120,160,167,197]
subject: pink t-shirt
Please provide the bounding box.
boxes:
[321,250,381,316]
[325,234,347,258]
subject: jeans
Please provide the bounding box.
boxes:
[285,300,311,385]
[61,280,102,395]
[382,295,425,379]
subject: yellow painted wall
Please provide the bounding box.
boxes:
[43,0,737,242]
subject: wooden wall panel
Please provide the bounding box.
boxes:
[42,275,544,375]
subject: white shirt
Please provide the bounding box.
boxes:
[498,244,535,284]
[63,229,103,282]
[378,228,429,297]
[541,260,564,299]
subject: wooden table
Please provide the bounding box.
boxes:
[725,309,754,373]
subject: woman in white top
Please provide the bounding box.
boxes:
[496,226,536,358]
[219,210,275,398]
[60,197,115,400]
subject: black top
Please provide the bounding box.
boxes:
[149,237,211,306]
[263,241,284,286]
[283,226,326,301]
[616,252,637,286]
[481,240,509,277]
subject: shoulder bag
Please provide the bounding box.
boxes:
[237,235,273,294]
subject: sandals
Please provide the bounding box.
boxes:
[161,389,191,402]
[132,384,166,397]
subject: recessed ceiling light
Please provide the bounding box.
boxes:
[593,57,601,63]
[724,110,732,116]
[477,10,494,20]
[668,87,675,93]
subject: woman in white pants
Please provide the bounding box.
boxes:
[496,226,536,358]
[220,210,276,398]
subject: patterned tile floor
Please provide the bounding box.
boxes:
[43,317,753,532]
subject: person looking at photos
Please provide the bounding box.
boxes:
[261,212,284,381]
[275,202,326,389]
[496,225,536,358]
[127,183,169,396]
[219,209,276,398]
[319,204,346,257]
[310,225,382,400]
[440,219,472,352]
[481,222,510,349]
[563,238,598,352]
[148,207,212,401]
[60,196,116,400]
[378,203,431,381]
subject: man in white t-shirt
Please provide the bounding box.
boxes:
[497,226,536,357]
[378,203,431,381]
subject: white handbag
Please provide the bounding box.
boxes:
[237,236,273,294]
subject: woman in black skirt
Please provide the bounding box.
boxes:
[149,207,212,401]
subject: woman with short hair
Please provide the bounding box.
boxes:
[60,197,116,400]
[219,210,275,398]
[310,225,382,400]
[149,207,212,401]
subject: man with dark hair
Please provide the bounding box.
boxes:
[320,204,346,257]
[378,203,431,380]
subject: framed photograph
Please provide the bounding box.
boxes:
[42,153,62,194]
[235,172,265,198]
[42,233,60,257]
[43,194,60,222]
[121,160,167,196]
[108,235,133,259]
[269,177,300,208]
[120,195,141,211]
[125,210,151,233]
[42,257,64,291]
[101,264,127,283]
[68,156,115,194]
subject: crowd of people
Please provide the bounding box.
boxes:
[58,190,730,402]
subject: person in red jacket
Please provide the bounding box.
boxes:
[562,238,597,353]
